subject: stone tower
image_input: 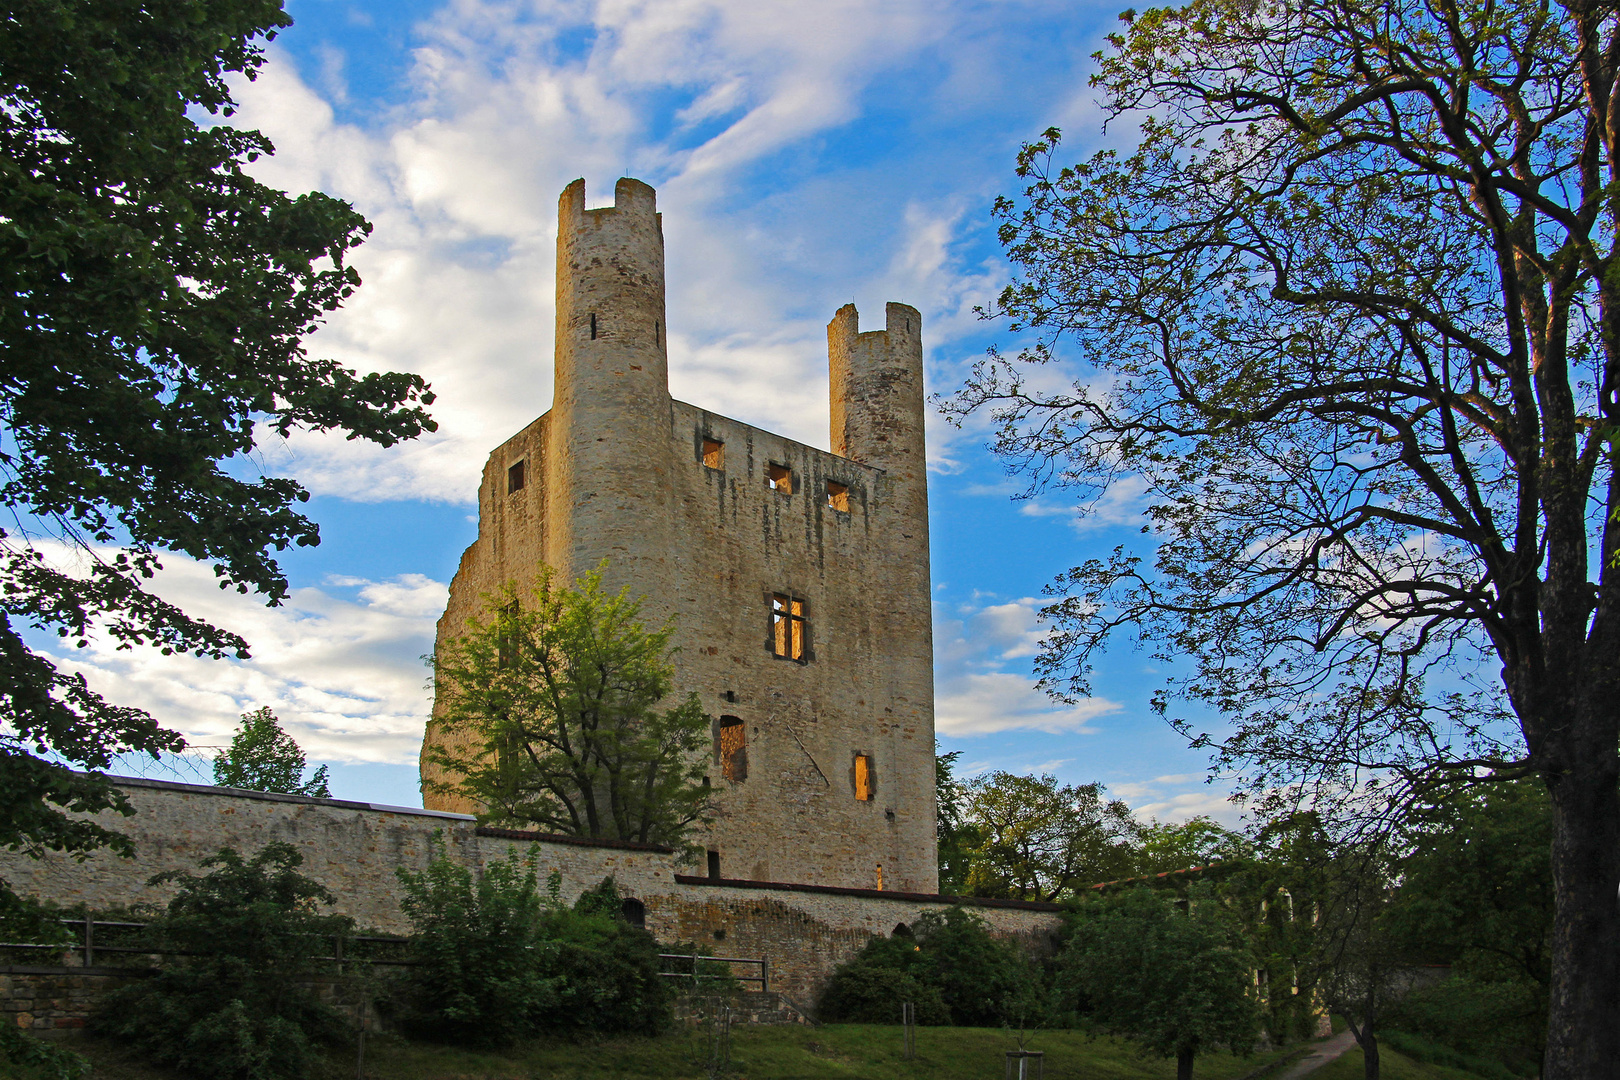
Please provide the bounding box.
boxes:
[423,178,939,893]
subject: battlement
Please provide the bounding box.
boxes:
[558,176,662,236]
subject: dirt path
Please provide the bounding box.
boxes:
[1274,1030,1359,1080]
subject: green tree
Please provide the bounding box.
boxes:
[1384,781,1554,1071]
[946,0,1620,1070]
[212,707,331,797]
[960,771,1138,901]
[1134,817,1251,876]
[426,565,710,851]
[96,844,353,1080]
[1060,887,1259,1080]
[935,748,981,893]
[0,0,434,927]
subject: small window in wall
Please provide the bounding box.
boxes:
[766,462,793,494]
[507,459,526,494]
[771,594,807,660]
[589,312,598,340]
[719,716,747,782]
[702,438,725,470]
[621,897,646,927]
[855,754,873,801]
[826,481,849,512]
[707,850,722,880]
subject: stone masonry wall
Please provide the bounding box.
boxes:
[0,780,1060,1008]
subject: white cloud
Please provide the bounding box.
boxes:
[32,547,443,767]
[209,0,1106,504]
[933,596,1121,735]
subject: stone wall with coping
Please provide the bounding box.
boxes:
[0,779,1062,1007]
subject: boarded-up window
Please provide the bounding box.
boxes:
[771,594,806,660]
[719,716,747,782]
[855,754,873,800]
[507,459,526,494]
[766,463,793,493]
[702,438,724,469]
[826,481,849,512]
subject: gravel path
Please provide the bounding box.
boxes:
[1274,1030,1359,1080]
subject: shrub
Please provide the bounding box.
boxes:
[394,845,560,1045]
[396,850,670,1045]
[817,906,1031,1027]
[94,844,352,1080]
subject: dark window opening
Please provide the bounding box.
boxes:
[702,438,724,470]
[621,898,646,927]
[507,459,526,494]
[892,922,914,939]
[707,850,721,880]
[719,716,747,782]
[723,690,737,703]
[771,594,807,660]
[589,312,598,339]
[655,320,660,346]
[766,462,793,493]
[701,775,711,789]
[855,754,873,801]
[712,928,726,941]
[826,480,849,512]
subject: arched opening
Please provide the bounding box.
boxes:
[621,897,646,928]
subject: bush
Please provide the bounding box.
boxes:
[395,848,669,1045]
[1384,975,1544,1077]
[817,905,1030,1027]
[0,1021,90,1080]
[94,844,352,1080]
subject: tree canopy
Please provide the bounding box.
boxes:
[426,566,711,852]
[955,770,1139,901]
[948,0,1619,1071]
[213,707,331,797]
[0,0,434,916]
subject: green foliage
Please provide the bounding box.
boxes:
[935,749,979,894]
[1058,887,1258,1076]
[958,771,1137,901]
[0,1021,90,1080]
[95,844,353,1080]
[427,565,711,852]
[1385,979,1543,1079]
[212,707,331,797]
[0,0,433,917]
[395,847,669,1046]
[819,907,1032,1028]
[1133,817,1250,876]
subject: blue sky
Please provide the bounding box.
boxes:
[52,0,1240,824]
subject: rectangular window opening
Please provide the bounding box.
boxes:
[826,481,849,512]
[707,850,722,880]
[507,459,526,494]
[855,754,873,801]
[719,716,747,782]
[589,312,598,340]
[771,594,807,660]
[766,462,793,494]
[702,438,725,470]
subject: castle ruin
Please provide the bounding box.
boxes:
[420,177,939,893]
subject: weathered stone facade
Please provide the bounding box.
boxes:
[421,176,938,893]
[0,779,1060,1009]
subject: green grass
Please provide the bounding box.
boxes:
[44,1024,1317,1080]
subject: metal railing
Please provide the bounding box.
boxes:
[0,918,413,970]
[657,952,767,991]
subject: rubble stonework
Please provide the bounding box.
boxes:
[0,779,1059,1008]
[420,177,938,893]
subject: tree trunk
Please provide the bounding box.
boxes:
[1176,1047,1194,1080]
[1542,692,1620,1080]
[1362,1033,1378,1080]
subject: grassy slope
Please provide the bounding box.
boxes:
[37,1024,1504,1080]
[1310,1046,1506,1080]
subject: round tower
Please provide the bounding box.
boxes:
[546,177,675,598]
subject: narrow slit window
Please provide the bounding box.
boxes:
[507,459,526,494]
[826,481,849,512]
[702,439,725,470]
[855,754,873,801]
[771,594,806,660]
[718,716,747,782]
[589,312,598,340]
[655,320,660,346]
[766,463,793,494]
[707,850,722,880]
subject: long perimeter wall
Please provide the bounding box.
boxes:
[0,779,1061,1007]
